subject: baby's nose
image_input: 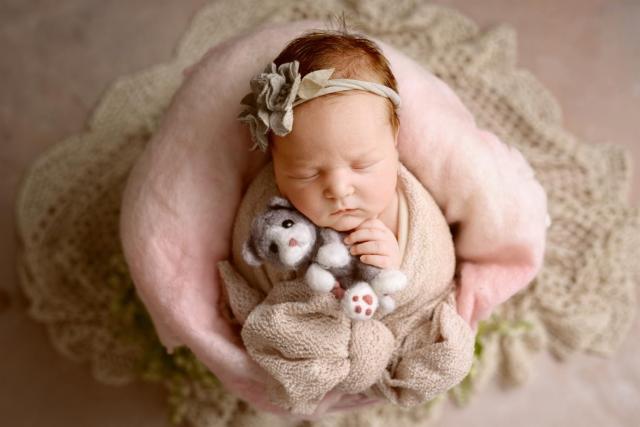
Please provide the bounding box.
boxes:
[324,171,354,199]
[324,168,355,199]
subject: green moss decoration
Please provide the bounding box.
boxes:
[449,316,533,405]
[107,254,220,424]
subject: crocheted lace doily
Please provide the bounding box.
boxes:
[15,0,640,426]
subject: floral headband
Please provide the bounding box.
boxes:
[238,60,401,152]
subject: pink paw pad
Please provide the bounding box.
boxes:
[343,282,379,321]
[331,281,345,299]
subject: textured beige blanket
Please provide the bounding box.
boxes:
[218,162,475,414]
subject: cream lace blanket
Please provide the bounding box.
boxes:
[15,1,640,426]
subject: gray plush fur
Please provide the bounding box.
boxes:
[242,196,381,288]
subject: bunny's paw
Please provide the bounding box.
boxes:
[342,282,379,321]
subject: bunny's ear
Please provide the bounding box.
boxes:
[242,240,263,267]
[267,196,292,209]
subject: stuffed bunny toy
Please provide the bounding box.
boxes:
[242,196,407,320]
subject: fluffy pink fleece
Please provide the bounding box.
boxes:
[119,20,547,415]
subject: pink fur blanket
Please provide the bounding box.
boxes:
[120,21,547,414]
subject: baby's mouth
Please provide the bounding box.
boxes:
[332,208,357,215]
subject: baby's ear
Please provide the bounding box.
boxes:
[242,240,262,267]
[267,196,292,209]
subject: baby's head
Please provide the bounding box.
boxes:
[240,30,401,232]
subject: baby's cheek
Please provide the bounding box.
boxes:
[288,188,322,220]
[362,184,392,210]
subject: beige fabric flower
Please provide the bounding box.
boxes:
[239,61,302,151]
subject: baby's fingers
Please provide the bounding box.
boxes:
[349,240,386,256]
[344,227,386,245]
[358,254,394,269]
[357,218,387,231]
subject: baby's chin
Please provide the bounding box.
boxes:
[319,214,366,232]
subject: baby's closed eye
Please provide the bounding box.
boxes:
[285,168,318,180]
[352,159,381,170]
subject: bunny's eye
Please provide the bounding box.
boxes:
[269,243,279,253]
[282,219,294,228]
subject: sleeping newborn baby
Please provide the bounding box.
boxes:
[217,30,474,415]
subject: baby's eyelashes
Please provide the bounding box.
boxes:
[289,173,318,180]
[352,162,373,170]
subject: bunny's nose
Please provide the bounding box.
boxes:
[289,238,298,247]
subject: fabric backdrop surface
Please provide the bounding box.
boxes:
[15,0,640,426]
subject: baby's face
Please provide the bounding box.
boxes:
[272,92,399,232]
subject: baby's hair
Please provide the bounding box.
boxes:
[272,21,400,136]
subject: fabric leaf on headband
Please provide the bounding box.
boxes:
[297,68,335,100]
[239,61,302,151]
[238,59,400,152]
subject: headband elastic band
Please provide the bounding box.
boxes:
[238,60,401,152]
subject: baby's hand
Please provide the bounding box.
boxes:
[343,219,401,270]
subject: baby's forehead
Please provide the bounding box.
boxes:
[297,93,392,132]
[271,138,384,168]
[270,92,395,163]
